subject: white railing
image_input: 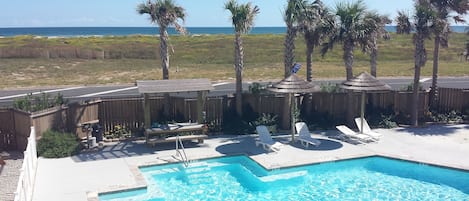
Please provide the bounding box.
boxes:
[174,135,189,167]
[14,127,38,201]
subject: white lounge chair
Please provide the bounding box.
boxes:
[335,125,376,144]
[295,122,321,148]
[354,118,382,140]
[255,125,283,152]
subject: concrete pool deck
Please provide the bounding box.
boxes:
[32,124,469,201]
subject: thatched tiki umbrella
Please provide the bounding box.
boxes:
[339,72,391,133]
[267,73,320,141]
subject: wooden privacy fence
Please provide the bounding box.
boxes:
[28,101,101,139]
[243,91,429,123]
[57,89,467,128]
[243,94,286,118]
[0,109,17,150]
[98,96,226,134]
[0,109,31,151]
[99,98,146,134]
[243,91,428,125]
[436,88,469,112]
[0,88,466,151]
[0,101,100,151]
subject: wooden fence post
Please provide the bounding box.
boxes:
[143,94,151,129]
[197,91,207,123]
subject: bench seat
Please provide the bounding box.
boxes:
[147,134,208,147]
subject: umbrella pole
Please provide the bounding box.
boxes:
[290,93,295,142]
[360,91,366,134]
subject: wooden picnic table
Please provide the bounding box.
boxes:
[145,123,207,146]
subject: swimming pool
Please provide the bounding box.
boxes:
[99,155,469,200]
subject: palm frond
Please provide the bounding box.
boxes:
[396,10,413,34]
[137,0,186,34]
[414,1,436,41]
[225,0,260,34]
[284,0,309,27]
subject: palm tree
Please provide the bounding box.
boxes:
[137,0,186,120]
[284,0,308,78]
[300,0,333,82]
[137,0,186,80]
[281,0,308,130]
[360,12,391,77]
[410,0,435,126]
[225,0,260,117]
[428,0,469,110]
[298,0,333,115]
[396,11,413,34]
[321,0,373,80]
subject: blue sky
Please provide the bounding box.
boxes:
[0,0,466,27]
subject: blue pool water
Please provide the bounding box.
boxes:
[99,156,469,201]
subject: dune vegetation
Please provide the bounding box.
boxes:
[0,33,467,88]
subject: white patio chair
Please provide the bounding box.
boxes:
[255,125,283,152]
[295,122,321,148]
[354,118,382,140]
[336,125,376,144]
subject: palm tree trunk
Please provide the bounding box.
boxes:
[306,39,313,82]
[160,27,170,80]
[370,48,377,77]
[411,64,421,127]
[284,25,297,78]
[430,36,440,111]
[343,41,354,80]
[159,26,171,118]
[370,37,378,77]
[283,25,297,129]
[411,36,426,126]
[344,41,355,125]
[235,33,243,117]
[304,38,314,114]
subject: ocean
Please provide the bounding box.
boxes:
[0,26,467,37]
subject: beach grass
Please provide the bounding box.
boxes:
[0,33,468,88]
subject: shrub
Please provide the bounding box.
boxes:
[14,92,67,112]
[376,114,398,128]
[206,120,222,133]
[251,113,279,133]
[366,105,398,128]
[37,130,80,158]
[430,110,464,123]
[248,82,267,94]
[463,107,469,121]
[105,124,131,139]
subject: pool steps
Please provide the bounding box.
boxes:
[144,161,308,183]
[259,170,308,182]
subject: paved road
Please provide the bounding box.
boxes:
[1,77,468,107]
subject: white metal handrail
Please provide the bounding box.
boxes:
[174,135,189,167]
